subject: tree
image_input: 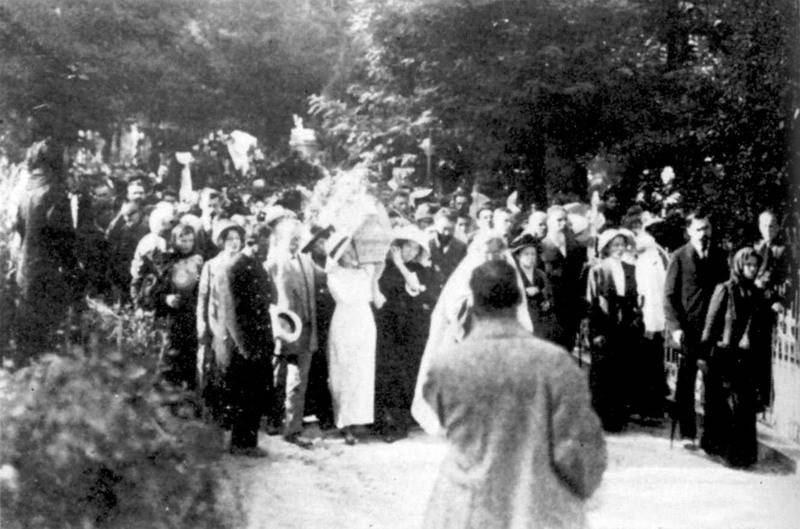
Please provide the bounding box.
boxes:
[310,0,798,238]
[0,0,345,156]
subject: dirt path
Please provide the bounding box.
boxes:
[223,424,800,529]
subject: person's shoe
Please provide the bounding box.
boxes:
[229,446,268,458]
[344,430,358,446]
[683,440,699,451]
[284,433,313,449]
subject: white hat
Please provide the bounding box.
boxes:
[390,225,431,259]
[269,305,302,343]
[598,228,635,254]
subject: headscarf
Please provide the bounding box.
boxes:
[170,222,197,255]
[730,246,761,285]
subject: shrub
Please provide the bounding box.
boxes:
[0,302,243,529]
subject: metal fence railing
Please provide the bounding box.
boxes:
[762,275,800,443]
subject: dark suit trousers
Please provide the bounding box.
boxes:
[228,352,270,449]
[675,337,703,439]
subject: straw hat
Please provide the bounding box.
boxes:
[391,224,431,259]
[212,219,246,248]
[597,228,635,255]
[269,305,302,343]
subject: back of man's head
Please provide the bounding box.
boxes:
[469,260,520,315]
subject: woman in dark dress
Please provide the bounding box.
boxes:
[152,223,204,390]
[700,247,768,468]
[375,226,436,441]
[585,229,643,432]
[510,233,556,341]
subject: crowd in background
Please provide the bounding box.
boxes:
[6,133,796,467]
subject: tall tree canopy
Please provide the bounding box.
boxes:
[311,0,798,239]
[0,0,796,239]
[0,0,344,152]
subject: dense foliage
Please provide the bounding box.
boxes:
[0,304,241,529]
[1,0,796,236]
[0,0,344,153]
[311,0,798,240]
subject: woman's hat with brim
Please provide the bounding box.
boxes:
[301,225,334,254]
[597,228,635,254]
[212,219,246,248]
[391,224,431,259]
[325,231,354,264]
[510,232,540,254]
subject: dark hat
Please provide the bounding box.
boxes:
[510,232,540,254]
[301,225,334,254]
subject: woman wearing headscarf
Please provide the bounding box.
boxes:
[510,233,556,341]
[152,223,204,389]
[375,225,436,441]
[411,232,532,435]
[700,247,769,468]
[585,229,643,432]
[325,233,385,445]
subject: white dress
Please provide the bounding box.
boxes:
[327,265,376,429]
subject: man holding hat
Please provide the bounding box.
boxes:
[266,218,323,448]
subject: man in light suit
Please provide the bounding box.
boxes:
[664,208,729,447]
[266,218,323,448]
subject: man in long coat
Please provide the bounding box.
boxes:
[539,205,588,350]
[14,137,79,362]
[752,210,794,411]
[422,260,606,529]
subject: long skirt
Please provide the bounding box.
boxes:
[589,332,637,432]
[327,302,376,429]
[700,347,758,468]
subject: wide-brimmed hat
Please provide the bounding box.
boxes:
[510,232,540,254]
[597,228,635,254]
[212,219,246,248]
[391,225,431,259]
[414,202,435,222]
[301,225,334,254]
[325,232,354,264]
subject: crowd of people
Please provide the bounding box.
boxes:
[7,131,795,472]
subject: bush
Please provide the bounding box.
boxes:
[0,302,243,529]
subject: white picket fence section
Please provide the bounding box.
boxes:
[761,276,800,444]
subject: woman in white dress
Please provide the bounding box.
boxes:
[325,233,385,445]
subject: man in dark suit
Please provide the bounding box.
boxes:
[539,205,587,350]
[14,123,80,363]
[428,207,467,300]
[664,209,729,447]
[752,210,794,410]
